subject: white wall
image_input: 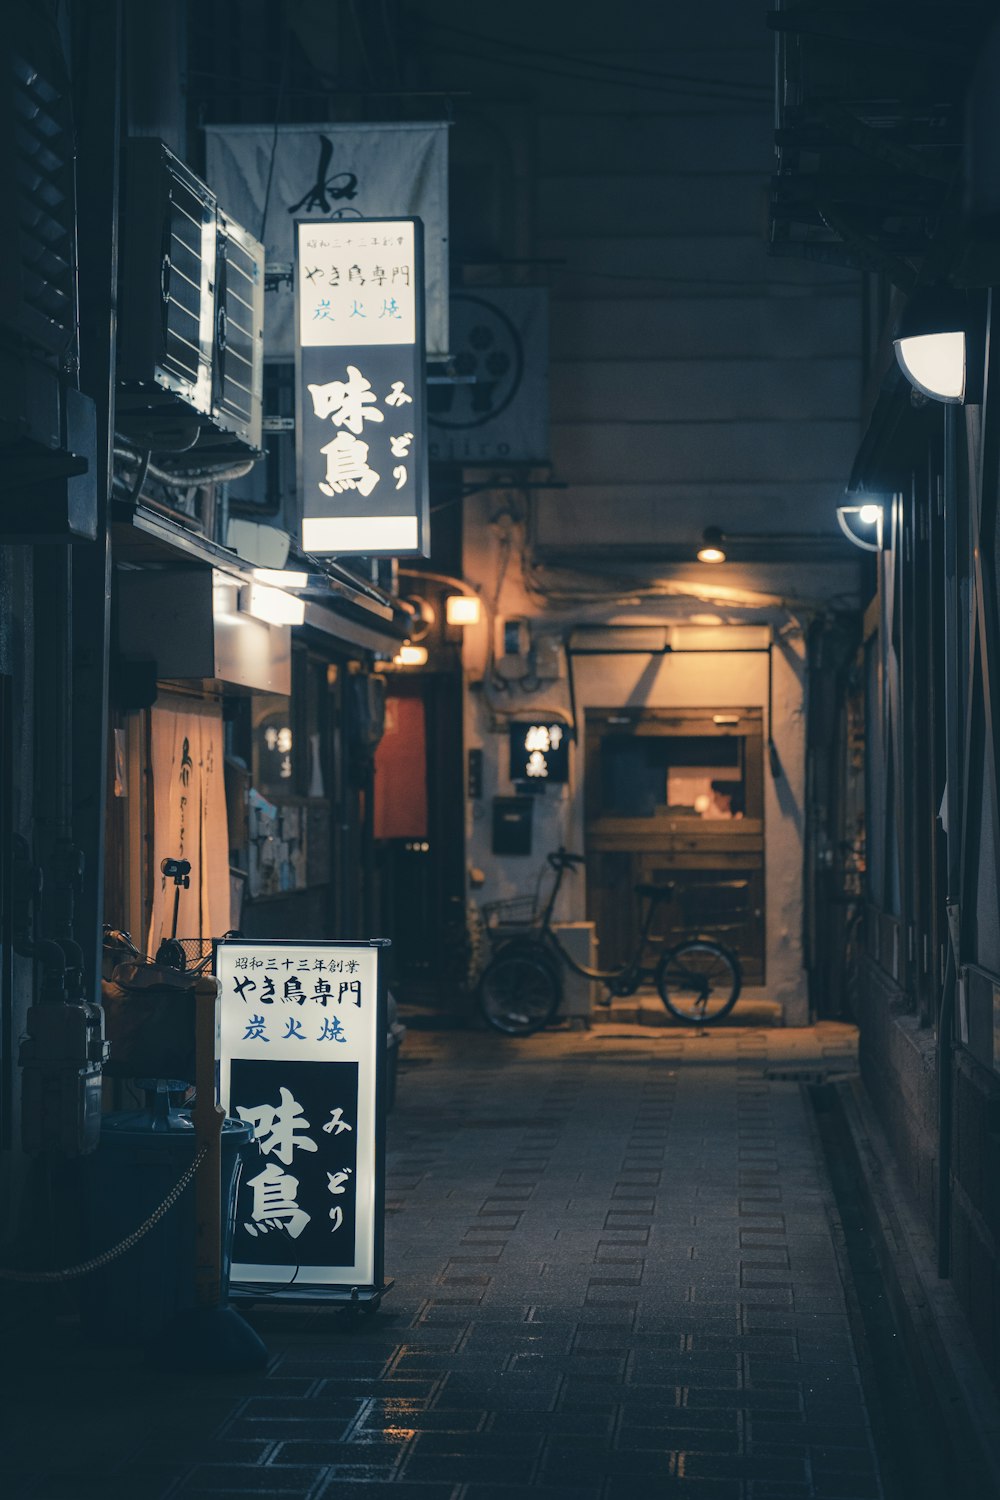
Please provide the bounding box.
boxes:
[461,503,812,1023]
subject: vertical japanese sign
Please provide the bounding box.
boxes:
[295,218,429,557]
[217,940,386,1297]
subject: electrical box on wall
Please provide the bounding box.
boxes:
[492,796,534,855]
[495,615,532,681]
[532,636,565,681]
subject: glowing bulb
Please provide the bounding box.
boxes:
[697,546,726,564]
[858,505,881,525]
[445,594,482,626]
[395,644,428,666]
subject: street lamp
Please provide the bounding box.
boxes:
[893,287,985,405]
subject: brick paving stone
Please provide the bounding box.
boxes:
[5,1022,890,1500]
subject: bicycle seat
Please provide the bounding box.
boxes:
[635,882,674,901]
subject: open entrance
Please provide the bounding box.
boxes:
[584,707,765,984]
[373,673,466,1001]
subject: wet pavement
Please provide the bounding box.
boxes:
[7,1020,893,1499]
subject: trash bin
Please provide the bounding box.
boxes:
[83,1093,251,1345]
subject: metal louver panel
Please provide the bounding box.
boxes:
[2,20,77,358]
[162,171,214,403]
[117,139,215,420]
[212,211,264,449]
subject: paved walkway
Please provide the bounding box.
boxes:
[7,1022,885,1499]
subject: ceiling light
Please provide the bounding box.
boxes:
[446,594,482,626]
[836,503,884,553]
[893,287,985,405]
[252,567,309,589]
[395,644,428,667]
[241,583,305,626]
[697,527,726,564]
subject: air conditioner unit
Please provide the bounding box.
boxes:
[227,363,299,537]
[117,139,217,440]
[207,209,264,454]
[116,141,265,465]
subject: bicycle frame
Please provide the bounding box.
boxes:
[534,859,665,990]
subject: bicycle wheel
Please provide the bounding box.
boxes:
[479,944,561,1035]
[655,940,741,1024]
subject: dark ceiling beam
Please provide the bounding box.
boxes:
[772,173,942,209]
[766,6,982,55]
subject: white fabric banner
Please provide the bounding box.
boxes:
[205,122,449,360]
[147,695,230,954]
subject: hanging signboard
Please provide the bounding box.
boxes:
[295,217,429,557]
[204,121,449,360]
[428,289,549,464]
[217,938,388,1303]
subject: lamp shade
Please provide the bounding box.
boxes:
[836,504,884,553]
[893,287,985,404]
[696,526,726,564]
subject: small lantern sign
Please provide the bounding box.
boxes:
[509,721,570,784]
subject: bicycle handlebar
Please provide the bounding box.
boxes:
[547,848,586,871]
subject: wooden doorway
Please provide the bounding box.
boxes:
[584,707,765,983]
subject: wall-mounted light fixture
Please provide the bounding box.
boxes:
[394,644,429,667]
[836,501,885,553]
[696,527,727,564]
[446,594,482,626]
[400,594,436,642]
[893,286,986,405]
[241,583,306,627]
[252,567,309,589]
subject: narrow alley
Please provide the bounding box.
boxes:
[5,4,1000,1497]
[5,1019,965,1499]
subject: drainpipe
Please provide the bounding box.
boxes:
[938,402,962,1278]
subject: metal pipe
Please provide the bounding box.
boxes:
[938,400,961,1278]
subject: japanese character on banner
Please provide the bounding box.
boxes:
[318,1016,347,1043]
[237,1086,318,1165]
[327,1166,352,1231]
[322,1107,353,1136]
[337,980,362,1007]
[308,366,383,434]
[244,1163,310,1239]
[319,433,380,498]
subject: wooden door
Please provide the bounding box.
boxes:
[584,708,766,983]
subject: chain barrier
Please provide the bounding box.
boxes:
[0,1141,210,1283]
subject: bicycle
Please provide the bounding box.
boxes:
[477,848,742,1036]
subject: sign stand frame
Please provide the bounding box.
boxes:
[215,937,392,1311]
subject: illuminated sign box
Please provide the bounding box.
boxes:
[217,938,388,1304]
[294,218,429,557]
[509,721,570,784]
